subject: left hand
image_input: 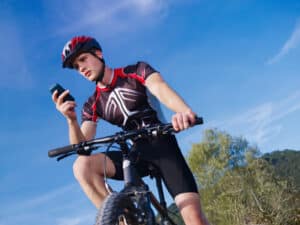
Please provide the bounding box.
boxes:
[172,110,196,132]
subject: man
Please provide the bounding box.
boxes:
[52,36,210,225]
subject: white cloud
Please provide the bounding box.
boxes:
[182,91,300,152]
[2,183,77,215]
[49,0,170,37]
[219,91,300,148]
[1,183,97,225]
[131,0,168,14]
[267,20,300,65]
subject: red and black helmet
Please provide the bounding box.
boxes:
[61,36,102,69]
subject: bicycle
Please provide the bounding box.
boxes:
[48,117,203,225]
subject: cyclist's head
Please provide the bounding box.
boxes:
[62,36,104,69]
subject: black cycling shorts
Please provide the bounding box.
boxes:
[104,135,198,198]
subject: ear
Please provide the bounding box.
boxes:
[94,49,103,59]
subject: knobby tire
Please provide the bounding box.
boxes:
[95,193,138,225]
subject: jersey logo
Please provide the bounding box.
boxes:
[105,87,144,126]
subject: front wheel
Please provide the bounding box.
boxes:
[95,193,138,225]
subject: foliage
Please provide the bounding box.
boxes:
[262,149,300,188]
[187,129,299,225]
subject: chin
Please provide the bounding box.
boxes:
[89,75,97,81]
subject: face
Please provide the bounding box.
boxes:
[72,52,104,82]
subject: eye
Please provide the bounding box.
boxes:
[78,55,86,62]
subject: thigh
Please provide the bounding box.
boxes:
[105,150,151,180]
[130,135,198,196]
[74,152,118,178]
[103,151,124,180]
[152,135,198,198]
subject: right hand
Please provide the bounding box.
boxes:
[171,109,196,132]
[52,90,77,122]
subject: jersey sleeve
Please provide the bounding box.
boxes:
[136,61,158,81]
[81,96,95,124]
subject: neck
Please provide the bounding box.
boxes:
[97,67,113,88]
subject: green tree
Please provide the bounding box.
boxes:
[188,129,259,189]
[263,150,300,188]
[187,129,299,225]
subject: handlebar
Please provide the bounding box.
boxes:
[48,117,203,159]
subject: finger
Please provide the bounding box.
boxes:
[67,102,77,111]
[177,113,185,130]
[187,112,196,126]
[57,90,70,105]
[183,115,190,129]
[61,101,76,112]
[52,90,59,102]
[172,115,180,131]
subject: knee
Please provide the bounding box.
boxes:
[175,192,210,225]
[73,156,94,182]
[175,192,201,211]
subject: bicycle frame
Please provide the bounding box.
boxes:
[48,117,203,225]
[115,137,177,225]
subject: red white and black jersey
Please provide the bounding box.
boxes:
[81,61,164,130]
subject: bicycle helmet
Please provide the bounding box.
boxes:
[62,36,103,69]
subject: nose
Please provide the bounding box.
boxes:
[79,65,85,72]
[79,65,87,75]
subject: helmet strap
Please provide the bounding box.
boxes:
[90,52,105,84]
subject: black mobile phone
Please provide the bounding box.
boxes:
[49,83,75,102]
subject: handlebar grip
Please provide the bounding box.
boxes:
[195,116,204,125]
[48,144,76,157]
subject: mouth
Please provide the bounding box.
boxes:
[84,71,91,77]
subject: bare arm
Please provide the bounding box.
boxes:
[52,90,96,144]
[145,72,196,131]
[68,120,96,144]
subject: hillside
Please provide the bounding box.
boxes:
[262,149,300,188]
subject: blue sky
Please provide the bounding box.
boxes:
[1,0,300,225]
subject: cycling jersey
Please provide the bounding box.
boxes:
[81,61,199,197]
[81,61,163,130]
